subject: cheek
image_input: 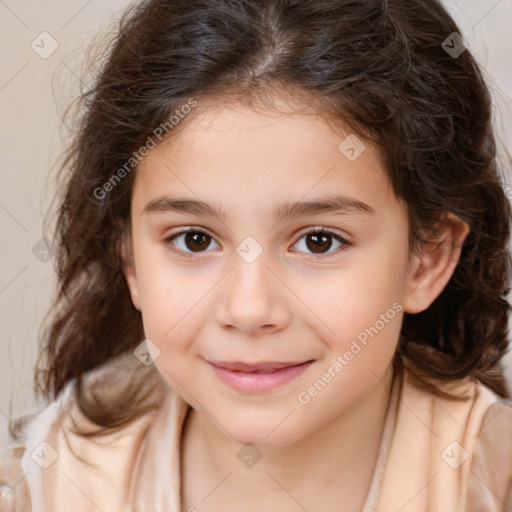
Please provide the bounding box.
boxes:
[298,262,405,342]
[308,275,403,410]
[291,245,406,377]
[134,257,213,357]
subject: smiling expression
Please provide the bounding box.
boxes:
[121,95,424,446]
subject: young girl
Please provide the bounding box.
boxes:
[1,0,512,511]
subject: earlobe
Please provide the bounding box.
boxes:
[403,212,470,314]
[119,233,142,311]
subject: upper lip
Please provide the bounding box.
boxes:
[209,360,312,372]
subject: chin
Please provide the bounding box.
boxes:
[234,433,295,448]
[227,418,305,448]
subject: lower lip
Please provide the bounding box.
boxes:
[209,361,313,393]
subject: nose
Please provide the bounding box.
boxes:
[215,248,291,336]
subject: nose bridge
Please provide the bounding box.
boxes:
[230,235,275,304]
[216,235,289,333]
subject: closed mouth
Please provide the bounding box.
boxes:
[209,360,313,373]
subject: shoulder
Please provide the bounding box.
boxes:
[397,364,512,510]
[0,444,31,511]
[0,356,175,512]
[0,381,77,512]
[468,395,512,511]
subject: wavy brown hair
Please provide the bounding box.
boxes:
[11,0,512,438]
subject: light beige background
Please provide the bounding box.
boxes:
[1,0,511,446]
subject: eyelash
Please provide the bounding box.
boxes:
[163,226,352,260]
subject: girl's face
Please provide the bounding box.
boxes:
[122,97,458,446]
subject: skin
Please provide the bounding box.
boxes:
[121,94,469,511]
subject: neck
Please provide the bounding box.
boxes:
[181,364,396,511]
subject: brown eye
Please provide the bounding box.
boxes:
[165,229,220,256]
[183,231,211,252]
[305,232,334,253]
[292,228,349,259]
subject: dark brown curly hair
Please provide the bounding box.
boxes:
[13,0,512,438]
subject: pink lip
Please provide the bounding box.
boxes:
[208,360,314,393]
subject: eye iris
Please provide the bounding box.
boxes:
[185,232,210,252]
[306,232,332,253]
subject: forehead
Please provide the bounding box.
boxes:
[132,99,403,222]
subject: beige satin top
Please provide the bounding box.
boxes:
[1,359,511,512]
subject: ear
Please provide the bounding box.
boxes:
[403,212,470,314]
[119,230,142,311]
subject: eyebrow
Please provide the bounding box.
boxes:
[142,194,376,221]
